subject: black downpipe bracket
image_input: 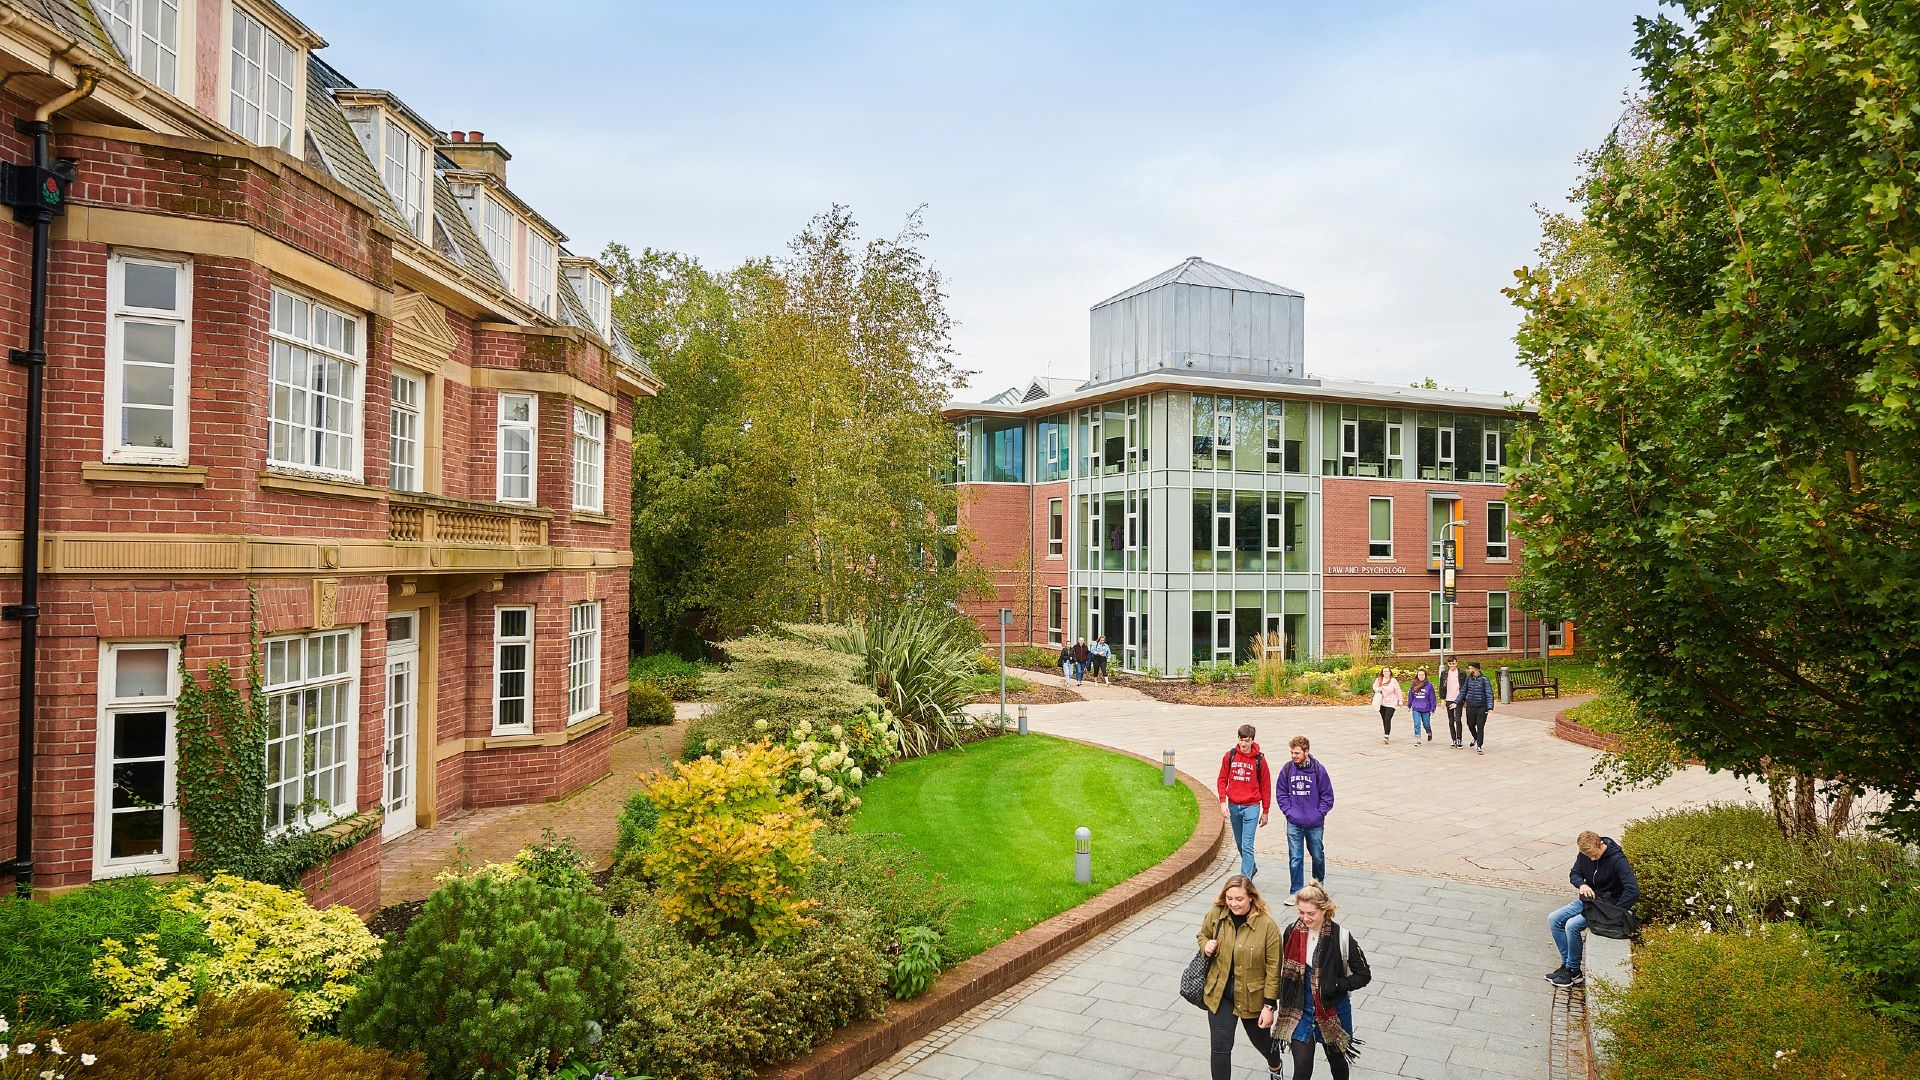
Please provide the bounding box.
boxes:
[4,113,80,896]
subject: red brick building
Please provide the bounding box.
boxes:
[0,0,654,908]
[948,259,1568,673]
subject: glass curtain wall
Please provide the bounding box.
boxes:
[1072,395,1155,667]
[1414,412,1516,482]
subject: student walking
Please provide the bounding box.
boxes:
[1406,669,1436,745]
[1090,635,1112,684]
[1462,661,1496,755]
[1057,642,1073,684]
[1216,726,1274,879]
[1196,875,1286,1080]
[1440,656,1467,747]
[1273,881,1370,1079]
[1547,831,1641,987]
[1370,667,1402,744]
[1070,637,1090,684]
[1276,736,1334,900]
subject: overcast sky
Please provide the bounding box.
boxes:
[302,0,1658,401]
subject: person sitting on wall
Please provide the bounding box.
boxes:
[1546,830,1640,988]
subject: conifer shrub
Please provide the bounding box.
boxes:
[0,877,209,1029]
[60,989,422,1079]
[691,631,878,751]
[643,741,822,941]
[340,872,629,1079]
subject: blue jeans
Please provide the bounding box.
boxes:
[1287,822,1326,895]
[1550,899,1587,969]
[1229,802,1261,877]
[1411,709,1433,738]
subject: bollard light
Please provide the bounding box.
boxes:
[1162,748,1177,787]
[1074,826,1092,884]
[1017,703,1029,736]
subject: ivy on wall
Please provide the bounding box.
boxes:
[174,586,380,888]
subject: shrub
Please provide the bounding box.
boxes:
[57,989,422,1080]
[644,741,822,941]
[1295,673,1345,698]
[1006,645,1058,669]
[340,872,629,1079]
[1595,925,1920,1079]
[1621,803,1905,925]
[92,874,381,1033]
[628,653,706,701]
[839,606,981,758]
[606,903,886,1080]
[1341,667,1375,696]
[889,926,943,1000]
[0,877,209,1029]
[511,830,597,893]
[627,682,677,727]
[750,708,894,815]
[806,830,958,959]
[1818,876,1920,1029]
[701,631,878,745]
[612,790,660,867]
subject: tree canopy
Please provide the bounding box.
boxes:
[608,207,983,648]
[1507,1,1920,839]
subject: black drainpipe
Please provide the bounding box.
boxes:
[4,71,95,896]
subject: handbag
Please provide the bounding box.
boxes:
[1179,948,1211,1009]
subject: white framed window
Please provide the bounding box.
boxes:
[95,0,179,93]
[105,252,191,464]
[381,118,430,239]
[1547,621,1568,650]
[481,196,515,286]
[497,393,537,503]
[1369,592,1393,637]
[1488,592,1510,649]
[1484,429,1506,474]
[567,601,601,723]
[1368,497,1393,559]
[526,232,556,316]
[493,606,533,734]
[229,7,297,151]
[1047,587,1063,645]
[267,287,361,477]
[572,406,605,512]
[389,369,423,492]
[1048,498,1064,557]
[1486,501,1510,560]
[585,273,611,337]
[94,642,179,877]
[263,629,358,833]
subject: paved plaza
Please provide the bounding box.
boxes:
[863,684,1759,1078]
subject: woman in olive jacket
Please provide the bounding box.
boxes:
[1273,880,1372,1079]
[1196,874,1285,1080]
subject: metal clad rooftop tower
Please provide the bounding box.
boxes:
[1088,256,1305,384]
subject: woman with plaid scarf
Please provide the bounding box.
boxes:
[1272,880,1371,1079]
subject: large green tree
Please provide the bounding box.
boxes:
[608,207,981,646]
[1507,1,1920,840]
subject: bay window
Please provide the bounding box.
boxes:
[568,602,601,723]
[263,629,357,832]
[572,406,604,512]
[230,6,298,151]
[267,288,361,477]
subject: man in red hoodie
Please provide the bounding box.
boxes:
[1216,724,1273,879]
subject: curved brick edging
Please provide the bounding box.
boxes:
[1552,708,1621,752]
[762,742,1223,1080]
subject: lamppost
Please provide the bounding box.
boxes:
[1439,517,1468,655]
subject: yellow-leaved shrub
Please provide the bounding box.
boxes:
[643,740,822,941]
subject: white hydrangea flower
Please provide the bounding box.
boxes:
[848,766,864,783]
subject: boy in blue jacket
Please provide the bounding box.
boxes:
[1547,830,1640,986]
[1275,735,1335,902]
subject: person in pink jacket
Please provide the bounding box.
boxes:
[1371,667,1403,744]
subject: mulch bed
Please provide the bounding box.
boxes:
[967,683,1082,705]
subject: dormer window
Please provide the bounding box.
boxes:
[230,6,298,151]
[565,264,613,340]
[526,232,555,317]
[480,195,515,288]
[94,0,180,93]
[380,119,430,239]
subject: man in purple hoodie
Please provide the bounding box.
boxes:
[1276,735,1335,903]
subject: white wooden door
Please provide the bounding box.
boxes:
[382,613,419,840]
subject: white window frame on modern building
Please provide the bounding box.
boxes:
[481,195,515,288]
[1428,593,1454,653]
[380,116,431,239]
[1484,429,1506,475]
[1368,497,1393,559]
[571,405,604,512]
[93,641,180,878]
[104,251,192,465]
[493,606,534,734]
[1047,498,1064,557]
[266,287,362,479]
[228,5,298,151]
[1340,417,1359,472]
[1547,622,1568,650]
[567,601,601,724]
[1486,501,1510,561]
[389,369,424,493]
[497,393,537,503]
[262,628,358,834]
[526,231,556,316]
[1047,587,1063,646]
[94,0,181,94]
[1487,591,1510,650]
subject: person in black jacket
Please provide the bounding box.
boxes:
[1546,830,1640,987]
[1461,661,1496,755]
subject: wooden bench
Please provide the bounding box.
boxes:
[1509,668,1561,699]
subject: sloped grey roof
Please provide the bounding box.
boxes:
[28,0,119,56]
[1093,256,1304,309]
[982,376,1085,405]
[302,56,410,233]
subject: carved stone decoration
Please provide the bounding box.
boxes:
[391,290,458,373]
[313,578,340,629]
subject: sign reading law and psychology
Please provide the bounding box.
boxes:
[1326,566,1409,575]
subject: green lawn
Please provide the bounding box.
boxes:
[852,734,1198,959]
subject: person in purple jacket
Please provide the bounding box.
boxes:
[1276,735,1335,903]
[1406,668,1438,746]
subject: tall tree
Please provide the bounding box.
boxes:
[609,207,982,646]
[1507,2,1920,840]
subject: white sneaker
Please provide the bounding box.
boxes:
[1283,896,1295,906]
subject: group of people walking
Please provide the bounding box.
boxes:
[1369,656,1496,754]
[1057,636,1112,685]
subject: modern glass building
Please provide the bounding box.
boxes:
[949,258,1557,674]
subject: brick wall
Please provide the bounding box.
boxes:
[955,480,1069,647]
